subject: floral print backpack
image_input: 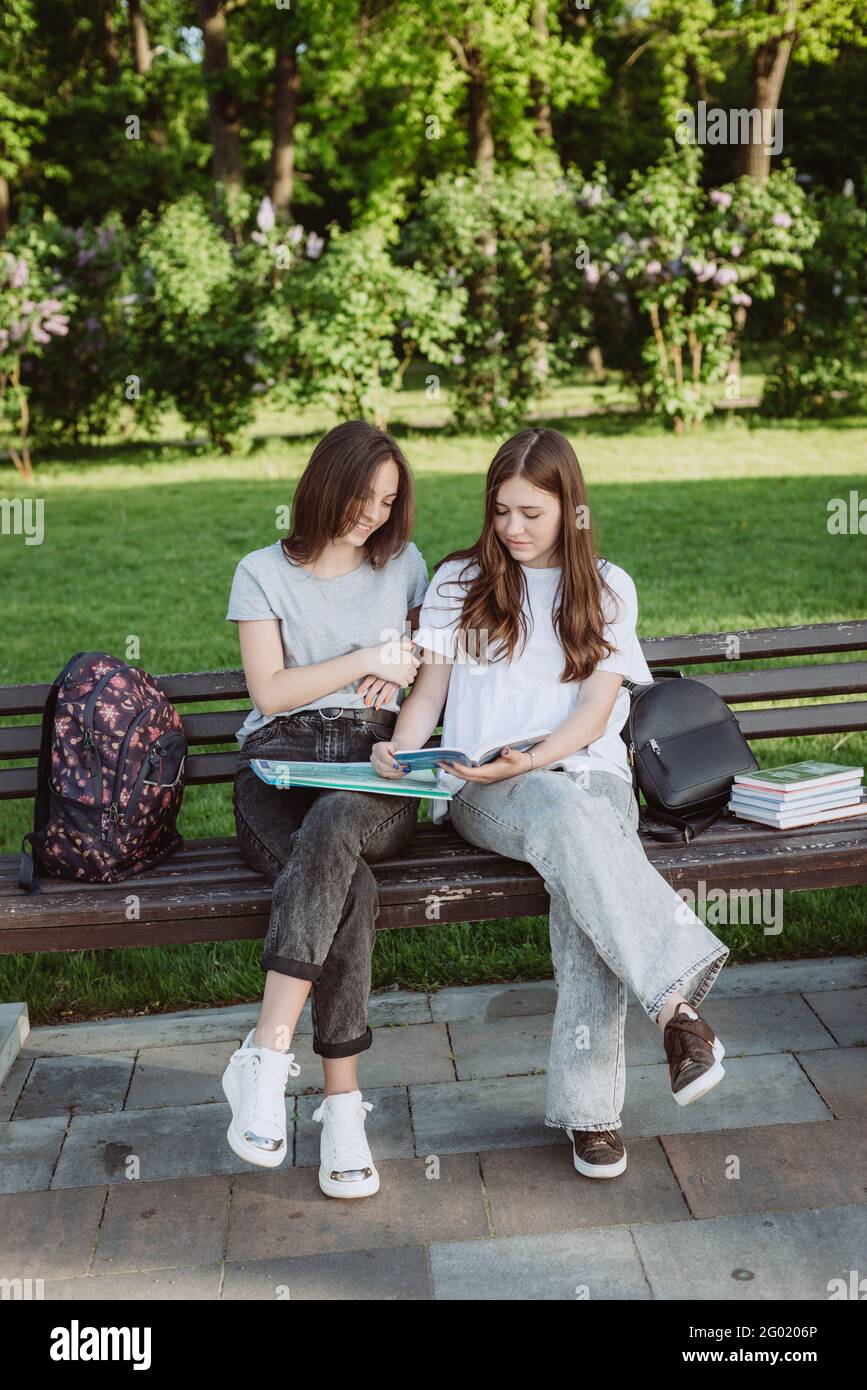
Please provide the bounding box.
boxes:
[19,652,188,892]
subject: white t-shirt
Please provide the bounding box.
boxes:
[413,556,653,825]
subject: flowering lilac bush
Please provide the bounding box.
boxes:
[0,226,71,478]
[579,147,819,430]
[7,214,131,447]
[253,217,465,426]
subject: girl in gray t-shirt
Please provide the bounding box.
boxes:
[221,420,428,1202]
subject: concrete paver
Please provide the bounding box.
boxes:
[226,1153,489,1262]
[802,988,867,1047]
[49,1101,287,1190]
[632,1203,867,1300]
[429,1227,651,1300]
[14,1053,135,1120]
[661,1118,867,1219]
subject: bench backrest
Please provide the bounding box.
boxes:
[1,622,866,802]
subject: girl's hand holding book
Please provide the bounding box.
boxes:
[370,741,412,779]
[439,746,534,784]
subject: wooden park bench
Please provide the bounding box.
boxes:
[1,620,866,956]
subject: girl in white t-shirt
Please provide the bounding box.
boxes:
[372,427,730,1180]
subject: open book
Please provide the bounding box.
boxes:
[392,730,551,774]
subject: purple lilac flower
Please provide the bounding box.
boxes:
[772,212,792,228]
[256,196,276,233]
[731,291,752,307]
[306,232,324,260]
[645,259,662,276]
[288,225,304,246]
[582,184,603,208]
[690,258,717,283]
[710,190,732,209]
[715,267,738,286]
[584,263,600,287]
[10,258,28,288]
[730,242,742,258]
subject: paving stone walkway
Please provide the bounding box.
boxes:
[1,956,865,1300]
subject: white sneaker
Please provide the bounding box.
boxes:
[221,1028,300,1168]
[311,1090,380,1199]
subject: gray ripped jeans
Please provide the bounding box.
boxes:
[448,767,730,1133]
[233,711,419,1058]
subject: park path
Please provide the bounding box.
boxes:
[0,957,865,1300]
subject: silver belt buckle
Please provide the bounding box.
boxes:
[319,706,343,722]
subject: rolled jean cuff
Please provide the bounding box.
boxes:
[647,944,730,1023]
[544,1116,622,1133]
[261,951,323,983]
[313,1026,373,1059]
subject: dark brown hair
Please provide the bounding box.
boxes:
[281,420,414,570]
[433,427,619,683]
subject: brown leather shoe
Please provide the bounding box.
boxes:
[663,1001,726,1106]
[569,1127,627,1178]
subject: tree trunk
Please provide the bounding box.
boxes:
[128,0,152,74]
[196,0,244,216]
[736,1,797,182]
[129,0,168,151]
[0,175,10,240]
[530,0,552,143]
[101,4,121,83]
[271,48,300,221]
[465,43,495,184]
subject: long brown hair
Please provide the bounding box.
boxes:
[433,428,619,683]
[282,420,414,570]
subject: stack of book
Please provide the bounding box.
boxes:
[729,760,866,829]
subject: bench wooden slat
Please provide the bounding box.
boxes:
[1,621,865,716]
[735,701,867,738]
[702,662,867,703]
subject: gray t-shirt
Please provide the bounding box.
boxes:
[227,539,429,745]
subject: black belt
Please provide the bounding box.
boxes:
[315,705,397,726]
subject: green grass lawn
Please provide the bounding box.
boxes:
[2,383,866,1022]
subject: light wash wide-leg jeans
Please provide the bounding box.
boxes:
[448,767,730,1133]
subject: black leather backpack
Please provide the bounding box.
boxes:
[620,669,759,843]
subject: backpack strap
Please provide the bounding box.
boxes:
[637,802,728,845]
[18,653,86,893]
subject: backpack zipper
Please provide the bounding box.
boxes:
[107,708,151,845]
[80,669,119,812]
[116,730,186,849]
[647,736,672,775]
